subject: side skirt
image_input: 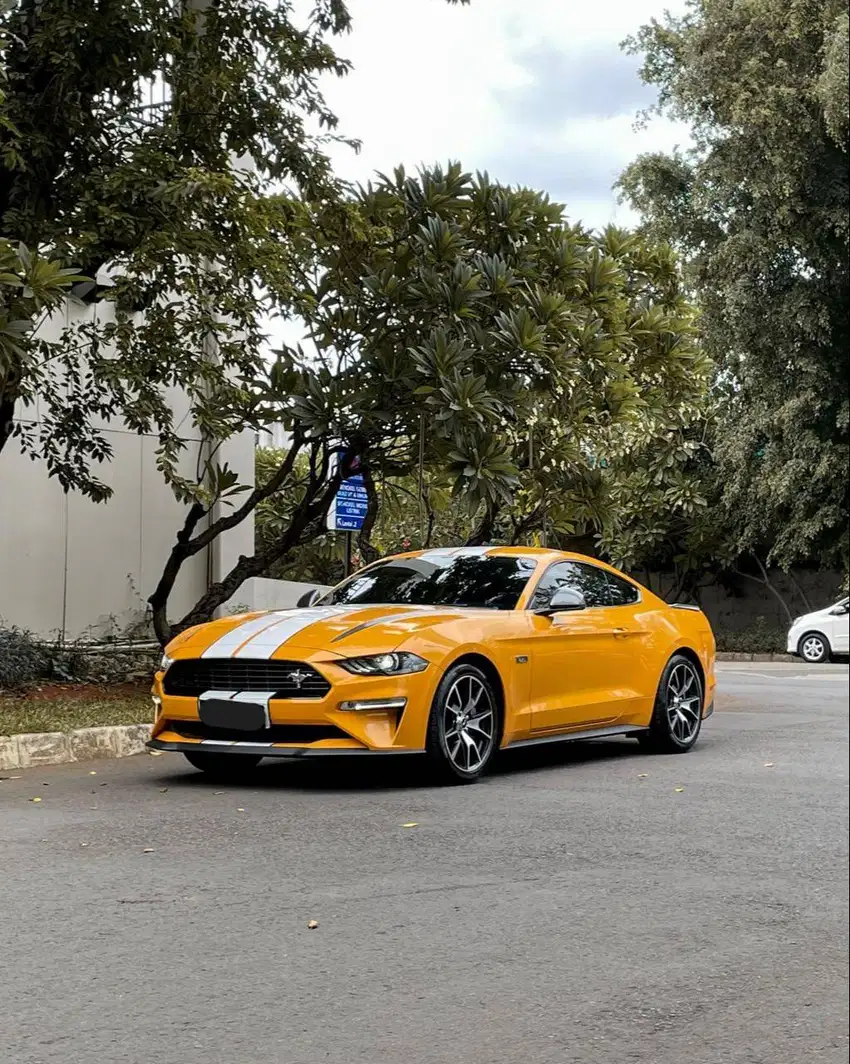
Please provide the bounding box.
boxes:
[506,724,645,750]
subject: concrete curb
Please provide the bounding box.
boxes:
[0,723,152,772]
[716,651,796,662]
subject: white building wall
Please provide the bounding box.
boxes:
[0,299,255,641]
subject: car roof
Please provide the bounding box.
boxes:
[387,546,607,567]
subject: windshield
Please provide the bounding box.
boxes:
[320,554,538,610]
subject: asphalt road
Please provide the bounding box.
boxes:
[2,662,848,1064]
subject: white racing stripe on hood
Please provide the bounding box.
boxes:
[201,612,295,659]
[231,605,355,658]
[417,545,492,563]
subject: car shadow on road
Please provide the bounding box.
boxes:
[153,736,647,794]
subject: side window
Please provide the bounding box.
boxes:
[528,562,577,610]
[571,563,609,607]
[604,571,640,607]
[528,561,610,609]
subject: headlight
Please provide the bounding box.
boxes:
[338,652,429,676]
[159,654,173,673]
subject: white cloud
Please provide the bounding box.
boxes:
[266,0,693,354]
[320,0,692,227]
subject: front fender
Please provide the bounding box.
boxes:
[396,631,530,748]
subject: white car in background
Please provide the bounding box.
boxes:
[787,597,849,663]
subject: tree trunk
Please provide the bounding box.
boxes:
[149,502,208,645]
[786,569,813,613]
[0,393,16,457]
[733,555,795,625]
[175,476,339,634]
[148,436,305,644]
[356,464,380,565]
[466,504,498,546]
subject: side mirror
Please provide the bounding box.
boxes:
[830,604,848,616]
[538,587,586,615]
[296,589,322,608]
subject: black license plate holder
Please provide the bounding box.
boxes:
[198,698,267,732]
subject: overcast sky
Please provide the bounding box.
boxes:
[319,0,692,230]
[268,0,692,352]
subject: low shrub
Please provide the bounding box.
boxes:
[714,617,786,654]
[1,624,159,689]
[0,625,51,688]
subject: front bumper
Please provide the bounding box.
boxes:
[150,643,438,755]
[147,737,423,758]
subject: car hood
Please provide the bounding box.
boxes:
[180,603,487,658]
[791,606,833,627]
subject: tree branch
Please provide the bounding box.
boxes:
[148,433,305,643]
[175,468,342,632]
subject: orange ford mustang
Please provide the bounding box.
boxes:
[148,546,716,783]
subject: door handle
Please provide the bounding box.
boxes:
[613,627,638,638]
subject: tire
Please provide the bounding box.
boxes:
[797,631,831,664]
[637,654,704,754]
[182,751,263,780]
[425,663,501,784]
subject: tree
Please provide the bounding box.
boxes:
[150,164,710,643]
[0,0,362,497]
[618,0,850,573]
[254,448,476,586]
[0,239,87,451]
[1,1,468,498]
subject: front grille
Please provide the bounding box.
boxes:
[168,720,349,744]
[162,659,331,699]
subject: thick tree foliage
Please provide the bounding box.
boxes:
[0,0,360,498]
[618,0,849,572]
[150,164,710,642]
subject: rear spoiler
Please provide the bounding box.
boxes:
[670,602,701,612]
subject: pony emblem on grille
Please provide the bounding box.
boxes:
[287,669,309,689]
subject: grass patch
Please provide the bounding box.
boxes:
[0,684,151,735]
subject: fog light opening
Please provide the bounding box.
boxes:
[337,697,408,713]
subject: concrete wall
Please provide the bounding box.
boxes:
[222,577,331,615]
[644,568,846,632]
[0,298,255,641]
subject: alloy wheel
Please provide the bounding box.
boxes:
[441,674,496,773]
[800,635,827,663]
[665,662,702,745]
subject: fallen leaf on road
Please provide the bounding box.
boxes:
[763,762,775,768]
[637,773,648,779]
[89,771,97,776]
[80,843,89,848]
[307,920,319,930]
[402,822,418,828]
[1,775,22,781]
[99,782,108,787]
[674,787,685,793]
[148,750,163,757]
[29,797,42,803]
[213,791,223,795]
[159,787,168,793]
[237,808,245,812]
[143,848,155,853]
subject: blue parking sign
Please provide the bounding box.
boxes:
[327,472,369,531]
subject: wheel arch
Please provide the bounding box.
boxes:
[449,652,507,744]
[670,645,706,698]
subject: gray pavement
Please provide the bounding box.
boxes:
[1,662,848,1064]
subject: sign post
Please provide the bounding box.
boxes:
[327,466,368,577]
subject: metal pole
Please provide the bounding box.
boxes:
[344,531,353,578]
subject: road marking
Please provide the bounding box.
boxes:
[719,670,848,682]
